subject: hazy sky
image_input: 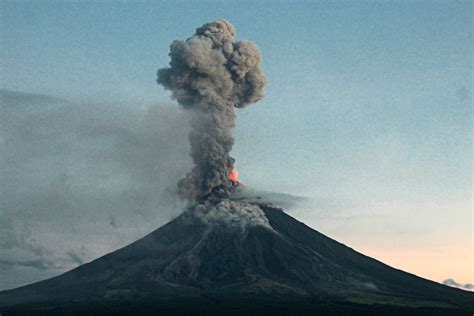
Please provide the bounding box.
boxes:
[1,1,472,290]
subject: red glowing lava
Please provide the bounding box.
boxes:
[229,168,239,182]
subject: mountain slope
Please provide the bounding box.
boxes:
[0,203,472,315]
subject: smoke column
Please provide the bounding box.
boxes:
[157,20,266,200]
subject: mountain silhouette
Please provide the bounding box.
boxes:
[0,202,472,315]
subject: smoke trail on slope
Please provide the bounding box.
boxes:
[157,20,266,200]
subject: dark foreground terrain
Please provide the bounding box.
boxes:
[1,203,472,315]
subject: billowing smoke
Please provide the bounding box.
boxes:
[184,200,272,230]
[157,20,266,200]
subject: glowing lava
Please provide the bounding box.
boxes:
[229,169,239,182]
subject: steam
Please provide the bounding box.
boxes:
[157,20,266,200]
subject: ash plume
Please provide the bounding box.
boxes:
[157,20,266,200]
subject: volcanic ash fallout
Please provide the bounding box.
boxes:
[157,20,266,201]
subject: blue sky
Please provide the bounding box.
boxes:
[1,1,472,285]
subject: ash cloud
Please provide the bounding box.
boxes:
[0,89,191,290]
[157,20,266,200]
[185,200,272,230]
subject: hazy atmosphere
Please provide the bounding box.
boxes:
[1,1,472,292]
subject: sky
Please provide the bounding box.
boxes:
[0,0,472,290]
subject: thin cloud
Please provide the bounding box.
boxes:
[442,279,474,292]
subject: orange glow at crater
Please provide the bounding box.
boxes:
[229,168,239,182]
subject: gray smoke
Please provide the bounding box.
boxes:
[185,200,272,230]
[157,20,266,200]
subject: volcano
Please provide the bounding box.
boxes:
[0,201,472,315]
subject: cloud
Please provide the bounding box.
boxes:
[0,89,191,290]
[0,258,54,271]
[442,279,474,292]
[66,250,84,266]
[230,186,307,209]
